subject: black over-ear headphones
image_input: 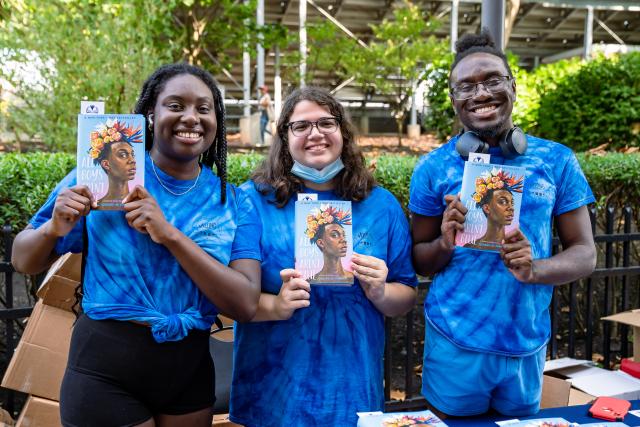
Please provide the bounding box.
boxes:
[455,126,528,160]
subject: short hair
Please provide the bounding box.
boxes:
[252,86,375,207]
[133,63,228,203]
[450,28,513,84]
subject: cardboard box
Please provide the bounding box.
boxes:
[36,253,81,312]
[16,397,60,427]
[212,414,242,426]
[604,310,640,362]
[1,301,74,401]
[45,253,82,283]
[544,357,640,402]
[540,375,570,408]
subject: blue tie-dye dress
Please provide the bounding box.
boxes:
[230,182,418,427]
[408,135,595,356]
[30,151,261,343]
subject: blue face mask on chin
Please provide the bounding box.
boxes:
[291,158,345,184]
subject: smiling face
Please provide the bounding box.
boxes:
[482,189,514,226]
[450,52,516,140]
[101,142,136,181]
[316,223,348,258]
[287,100,343,170]
[150,73,217,166]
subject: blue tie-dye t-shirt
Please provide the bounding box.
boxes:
[409,135,594,356]
[29,152,261,343]
[230,182,418,427]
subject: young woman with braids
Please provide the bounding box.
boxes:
[11,63,261,427]
[229,87,418,427]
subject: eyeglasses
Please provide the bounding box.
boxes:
[287,117,340,137]
[450,76,512,100]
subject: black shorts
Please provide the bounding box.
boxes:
[60,314,215,427]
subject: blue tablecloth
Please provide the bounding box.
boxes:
[445,400,640,426]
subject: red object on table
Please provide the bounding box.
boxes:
[621,358,640,379]
[588,396,631,422]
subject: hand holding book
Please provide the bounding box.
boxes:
[500,228,535,282]
[122,185,175,245]
[47,185,97,237]
[441,194,467,250]
[352,253,388,303]
[274,269,311,320]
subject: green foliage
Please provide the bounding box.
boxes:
[422,53,454,139]
[280,21,357,88]
[511,57,583,132]
[0,0,287,152]
[341,1,449,142]
[0,152,75,232]
[576,152,640,210]
[226,153,265,186]
[4,152,639,237]
[371,155,417,211]
[537,52,640,151]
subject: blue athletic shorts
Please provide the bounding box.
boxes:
[421,320,546,417]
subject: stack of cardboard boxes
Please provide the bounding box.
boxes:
[2,253,80,426]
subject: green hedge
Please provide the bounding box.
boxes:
[537,52,640,151]
[1,152,638,235]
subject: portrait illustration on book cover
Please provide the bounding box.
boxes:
[77,115,145,210]
[455,162,525,252]
[295,201,354,285]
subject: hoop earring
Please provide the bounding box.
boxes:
[148,115,154,132]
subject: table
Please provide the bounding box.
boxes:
[444,400,640,426]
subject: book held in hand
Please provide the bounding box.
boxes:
[77,114,145,210]
[295,200,354,285]
[455,162,526,252]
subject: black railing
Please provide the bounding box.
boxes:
[1,204,639,415]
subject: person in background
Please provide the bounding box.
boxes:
[258,84,273,145]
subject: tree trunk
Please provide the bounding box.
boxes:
[396,118,403,147]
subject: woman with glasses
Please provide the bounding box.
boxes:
[229,87,418,427]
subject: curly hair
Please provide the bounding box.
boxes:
[133,63,227,203]
[252,86,375,207]
[449,28,513,84]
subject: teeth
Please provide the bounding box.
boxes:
[474,106,496,113]
[177,132,200,139]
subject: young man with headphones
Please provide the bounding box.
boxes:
[409,30,596,418]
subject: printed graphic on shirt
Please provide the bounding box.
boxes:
[295,200,354,285]
[77,114,145,210]
[455,162,526,252]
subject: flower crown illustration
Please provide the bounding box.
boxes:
[472,168,524,206]
[88,119,143,165]
[305,205,352,244]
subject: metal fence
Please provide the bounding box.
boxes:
[1,205,639,415]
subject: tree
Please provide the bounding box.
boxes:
[341,1,448,145]
[0,0,286,151]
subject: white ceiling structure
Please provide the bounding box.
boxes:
[217,0,640,104]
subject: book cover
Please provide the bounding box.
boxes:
[77,114,145,210]
[455,162,525,252]
[357,410,448,426]
[294,200,354,285]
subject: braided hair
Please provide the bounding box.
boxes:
[450,28,513,83]
[134,63,227,203]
